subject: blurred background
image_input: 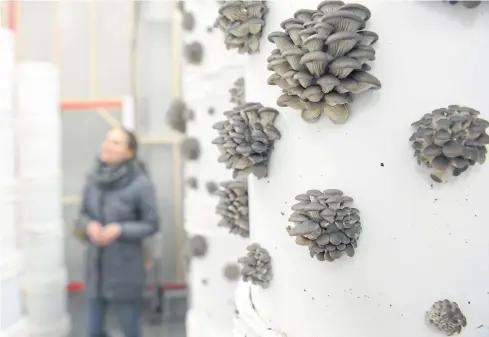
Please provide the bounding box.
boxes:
[1,1,187,335]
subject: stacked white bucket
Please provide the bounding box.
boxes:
[16,62,70,336]
[0,28,28,337]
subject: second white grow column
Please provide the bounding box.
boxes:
[16,62,69,337]
[0,28,27,337]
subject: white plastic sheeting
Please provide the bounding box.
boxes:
[0,28,27,337]
[16,62,69,336]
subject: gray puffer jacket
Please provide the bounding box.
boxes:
[79,159,159,300]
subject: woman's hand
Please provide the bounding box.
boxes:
[97,223,122,246]
[87,221,102,243]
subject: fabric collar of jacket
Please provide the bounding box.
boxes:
[92,158,140,190]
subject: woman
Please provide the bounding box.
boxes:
[78,128,160,337]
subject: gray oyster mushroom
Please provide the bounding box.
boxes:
[187,177,198,189]
[206,181,218,194]
[187,235,208,257]
[212,102,281,179]
[223,263,241,281]
[238,243,273,288]
[266,1,381,124]
[214,1,268,54]
[208,107,216,115]
[181,137,201,160]
[287,189,361,262]
[182,11,195,31]
[410,105,488,183]
[446,1,481,8]
[185,41,204,65]
[230,77,245,106]
[215,180,249,237]
[166,98,193,133]
[425,299,467,336]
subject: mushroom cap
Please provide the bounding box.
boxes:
[321,10,365,27]
[329,56,362,70]
[303,86,323,98]
[299,51,330,65]
[294,71,314,81]
[325,31,362,45]
[317,74,341,87]
[295,194,311,201]
[358,30,378,44]
[282,47,305,57]
[267,73,281,85]
[304,202,326,211]
[340,3,372,21]
[280,17,304,30]
[218,1,242,15]
[442,140,464,158]
[350,71,381,89]
[294,9,316,20]
[277,94,292,107]
[267,31,290,43]
[298,28,317,38]
[324,92,352,105]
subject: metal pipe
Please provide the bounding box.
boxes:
[60,99,123,111]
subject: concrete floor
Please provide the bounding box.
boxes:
[68,292,186,337]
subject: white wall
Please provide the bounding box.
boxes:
[242,2,489,337]
[181,1,249,336]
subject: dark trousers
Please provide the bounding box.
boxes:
[87,298,142,337]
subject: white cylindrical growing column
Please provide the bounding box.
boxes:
[0,28,27,337]
[16,62,70,337]
[181,1,250,336]
[235,2,489,337]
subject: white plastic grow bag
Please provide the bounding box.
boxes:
[22,226,64,276]
[16,62,60,123]
[0,122,15,185]
[27,314,70,337]
[19,174,62,228]
[0,185,17,260]
[0,252,24,332]
[0,29,14,113]
[0,319,27,337]
[23,269,68,328]
[17,120,61,178]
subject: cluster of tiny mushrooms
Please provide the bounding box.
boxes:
[215,180,249,238]
[212,103,280,179]
[178,2,484,330]
[425,300,467,336]
[166,98,194,133]
[215,1,268,54]
[181,137,201,160]
[237,243,273,288]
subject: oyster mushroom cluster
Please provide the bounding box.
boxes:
[425,300,467,336]
[214,1,268,54]
[287,189,361,262]
[187,177,198,189]
[181,137,201,160]
[446,1,481,8]
[267,1,381,124]
[182,11,196,31]
[212,103,281,179]
[206,181,218,194]
[215,180,249,238]
[238,243,273,288]
[223,263,240,281]
[187,235,208,257]
[166,98,193,133]
[410,105,489,183]
[185,41,204,65]
[230,77,245,106]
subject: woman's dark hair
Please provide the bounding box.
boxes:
[122,128,148,174]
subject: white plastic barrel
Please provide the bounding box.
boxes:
[0,122,15,185]
[17,120,61,178]
[18,173,62,228]
[0,29,14,114]
[16,62,60,122]
[0,252,24,332]
[27,314,70,337]
[22,226,64,276]
[0,185,17,260]
[23,269,68,328]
